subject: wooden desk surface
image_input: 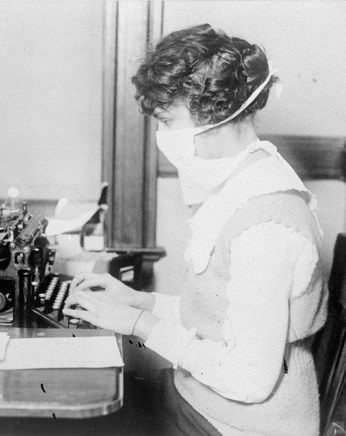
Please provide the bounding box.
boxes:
[0,328,123,419]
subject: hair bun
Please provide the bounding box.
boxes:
[241,43,269,85]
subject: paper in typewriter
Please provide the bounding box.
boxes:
[0,336,123,369]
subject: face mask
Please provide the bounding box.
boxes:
[157,126,259,190]
[156,64,276,205]
[177,168,210,206]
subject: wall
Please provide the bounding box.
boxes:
[0,0,103,201]
[155,1,346,292]
[163,0,346,137]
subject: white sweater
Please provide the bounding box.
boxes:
[145,141,326,435]
[148,223,318,434]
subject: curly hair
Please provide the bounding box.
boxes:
[132,23,278,125]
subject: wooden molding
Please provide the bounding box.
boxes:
[101,1,164,250]
[106,246,166,262]
[101,0,118,247]
[142,0,164,249]
[264,135,346,181]
[113,0,148,247]
[158,135,346,181]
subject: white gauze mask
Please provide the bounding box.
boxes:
[156,63,276,205]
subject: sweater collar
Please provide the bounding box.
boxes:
[185,141,317,274]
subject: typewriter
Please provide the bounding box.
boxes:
[0,192,142,329]
[32,251,142,329]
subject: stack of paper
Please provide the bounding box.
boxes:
[0,336,123,369]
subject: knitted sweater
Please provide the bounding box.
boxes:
[146,141,328,435]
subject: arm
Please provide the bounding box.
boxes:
[151,292,181,323]
[67,272,181,322]
[130,291,181,323]
[137,223,316,403]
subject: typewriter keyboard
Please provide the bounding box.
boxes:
[36,274,94,329]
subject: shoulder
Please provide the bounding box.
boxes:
[229,222,319,295]
[219,190,313,244]
[230,221,311,258]
[231,190,309,218]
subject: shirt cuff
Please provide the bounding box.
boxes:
[145,319,196,368]
[152,292,181,323]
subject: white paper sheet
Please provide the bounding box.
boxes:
[0,336,123,369]
[45,206,99,236]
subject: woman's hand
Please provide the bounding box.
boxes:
[69,272,155,311]
[63,290,158,338]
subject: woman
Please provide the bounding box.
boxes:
[64,24,328,435]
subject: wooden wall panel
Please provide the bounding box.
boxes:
[158,135,346,181]
[112,0,148,247]
[102,0,118,247]
[142,0,163,249]
[102,0,165,263]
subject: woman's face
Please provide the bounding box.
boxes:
[154,104,197,130]
[153,103,219,159]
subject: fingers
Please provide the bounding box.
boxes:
[70,273,111,294]
[62,308,99,326]
[69,273,97,292]
[71,277,108,293]
[65,290,99,310]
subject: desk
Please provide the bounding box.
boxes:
[0,328,123,419]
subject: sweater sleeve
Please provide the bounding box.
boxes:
[145,222,318,403]
[151,292,181,323]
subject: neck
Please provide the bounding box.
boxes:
[194,117,258,159]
